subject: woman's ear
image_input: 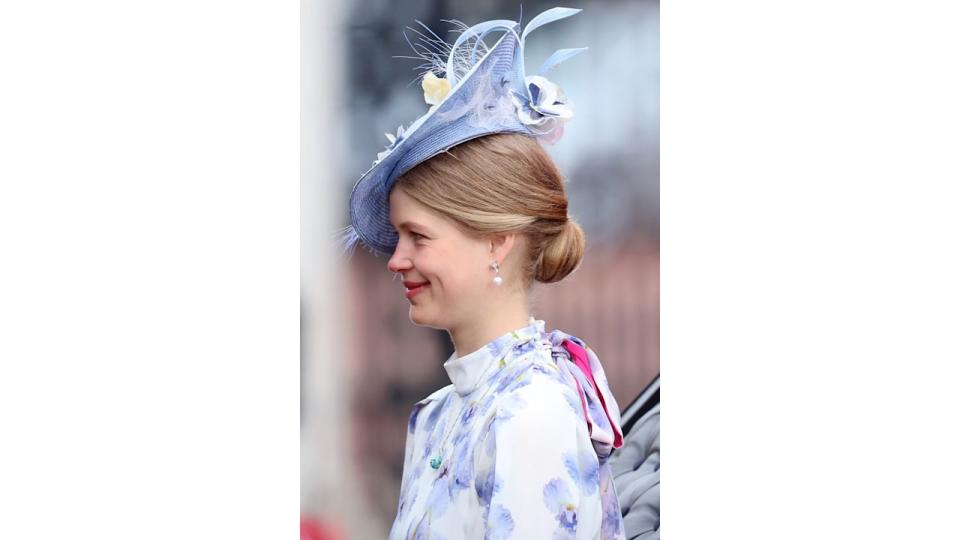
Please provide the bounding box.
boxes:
[489,232,519,262]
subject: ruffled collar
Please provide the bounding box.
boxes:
[443,317,545,395]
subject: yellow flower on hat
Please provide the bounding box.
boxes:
[422,71,451,106]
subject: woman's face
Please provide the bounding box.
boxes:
[386,187,495,330]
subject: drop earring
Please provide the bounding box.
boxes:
[490,260,503,286]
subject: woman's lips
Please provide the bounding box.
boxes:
[405,283,429,300]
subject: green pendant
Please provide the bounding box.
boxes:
[430,456,442,469]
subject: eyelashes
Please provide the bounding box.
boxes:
[391,228,429,243]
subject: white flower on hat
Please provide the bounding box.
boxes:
[422,71,451,107]
[384,124,405,146]
[374,124,406,165]
[510,75,575,145]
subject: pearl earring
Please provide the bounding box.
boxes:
[490,260,503,286]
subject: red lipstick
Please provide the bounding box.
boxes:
[403,280,429,299]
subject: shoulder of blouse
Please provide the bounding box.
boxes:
[416,383,454,406]
[495,352,584,421]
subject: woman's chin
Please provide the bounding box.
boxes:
[408,306,432,326]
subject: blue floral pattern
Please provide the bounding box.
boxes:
[543,478,578,533]
[388,318,626,540]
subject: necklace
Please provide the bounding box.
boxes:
[429,335,535,471]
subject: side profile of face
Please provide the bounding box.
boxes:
[386,187,501,330]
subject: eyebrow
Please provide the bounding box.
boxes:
[392,220,432,233]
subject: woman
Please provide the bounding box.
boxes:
[339,7,626,539]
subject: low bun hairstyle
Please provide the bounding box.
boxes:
[394,132,586,288]
[534,219,586,284]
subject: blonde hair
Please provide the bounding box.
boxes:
[394,133,585,287]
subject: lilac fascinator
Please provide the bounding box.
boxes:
[336,7,587,258]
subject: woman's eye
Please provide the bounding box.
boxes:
[411,232,426,242]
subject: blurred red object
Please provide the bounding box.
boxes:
[301,514,342,540]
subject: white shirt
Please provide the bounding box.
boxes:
[388,318,626,540]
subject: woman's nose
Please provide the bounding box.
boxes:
[386,245,411,274]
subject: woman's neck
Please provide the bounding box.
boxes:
[448,303,533,358]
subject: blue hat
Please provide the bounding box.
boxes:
[337,7,587,258]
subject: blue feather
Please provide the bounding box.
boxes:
[521,7,583,44]
[538,47,589,76]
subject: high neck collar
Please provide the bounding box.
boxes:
[443,317,545,395]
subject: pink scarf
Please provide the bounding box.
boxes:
[544,329,624,460]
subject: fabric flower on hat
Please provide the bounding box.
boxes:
[422,71,452,109]
[374,124,406,165]
[510,74,574,145]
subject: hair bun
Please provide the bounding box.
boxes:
[534,219,585,283]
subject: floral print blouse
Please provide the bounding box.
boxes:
[389,317,626,540]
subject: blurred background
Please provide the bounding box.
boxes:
[302,0,658,537]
